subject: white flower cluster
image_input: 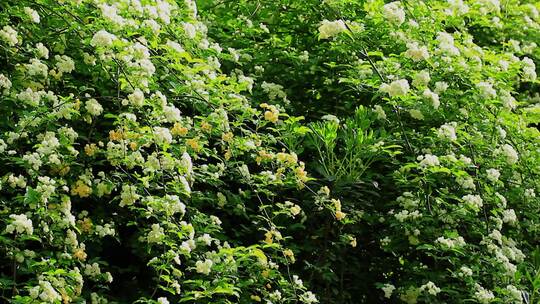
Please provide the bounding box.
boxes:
[423,89,440,109]
[91,30,117,48]
[456,176,476,190]
[120,184,139,207]
[486,168,500,182]
[476,81,497,99]
[153,127,173,145]
[24,7,40,23]
[497,144,519,165]
[85,98,104,116]
[522,57,537,81]
[318,20,347,39]
[380,79,410,97]
[437,32,460,56]
[405,42,430,61]
[437,122,457,141]
[445,0,469,16]
[0,25,19,46]
[148,223,165,243]
[394,209,422,222]
[381,283,396,298]
[195,258,213,275]
[382,2,406,25]
[5,214,33,235]
[417,154,440,168]
[462,194,483,210]
[420,281,441,296]
[474,284,495,304]
[413,70,431,88]
[435,235,466,249]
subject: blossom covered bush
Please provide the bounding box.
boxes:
[1,0,540,303]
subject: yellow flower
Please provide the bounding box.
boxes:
[73,248,87,261]
[84,143,97,156]
[250,295,262,302]
[264,231,273,244]
[335,210,346,221]
[171,122,189,136]
[264,109,279,123]
[290,205,301,216]
[186,138,200,151]
[283,249,295,263]
[129,142,138,151]
[109,129,123,141]
[78,218,93,233]
[222,132,234,142]
[201,121,212,132]
[72,180,92,198]
[350,237,357,248]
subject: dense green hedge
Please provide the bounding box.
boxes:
[0,0,539,303]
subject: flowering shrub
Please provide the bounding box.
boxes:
[1,0,540,303]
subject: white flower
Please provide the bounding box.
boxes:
[418,154,440,167]
[6,214,33,235]
[166,40,184,53]
[409,109,424,120]
[147,223,165,243]
[24,7,40,23]
[35,43,49,59]
[84,262,102,277]
[380,79,410,97]
[157,297,170,304]
[318,19,347,39]
[457,175,476,190]
[498,144,519,165]
[85,98,103,116]
[525,188,536,198]
[405,42,430,61]
[462,194,483,210]
[321,114,340,124]
[437,122,457,140]
[437,32,460,56]
[182,22,197,39]
[39,281,61,303]
[434,81,449,93]
[198,233,212,246]
[474,284,495,304]
[381,283,396,298]
[301,291,318,303]
[195,259,213,275]
[163,104,181,122]
[382,2,406,25]
[459,266,473,277]
[413,70,431,88]
[120,185,139,207]
[502,209,517,225]
[446,0,469,16]
[26,59,48,78]
[153,127,173,145]
[420,281,441,296]
[55,55,75,73]
[423,89,440,109]
[0,25,19,46]
[436,235,466,249]
[486,168,500,182]
[128,89,145,107]
[0,74,12,91]
[477,0,501,14]
[373,105,387,120]
[91,30,116,48]
[506,285,522,303]
[476,82,497,99]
